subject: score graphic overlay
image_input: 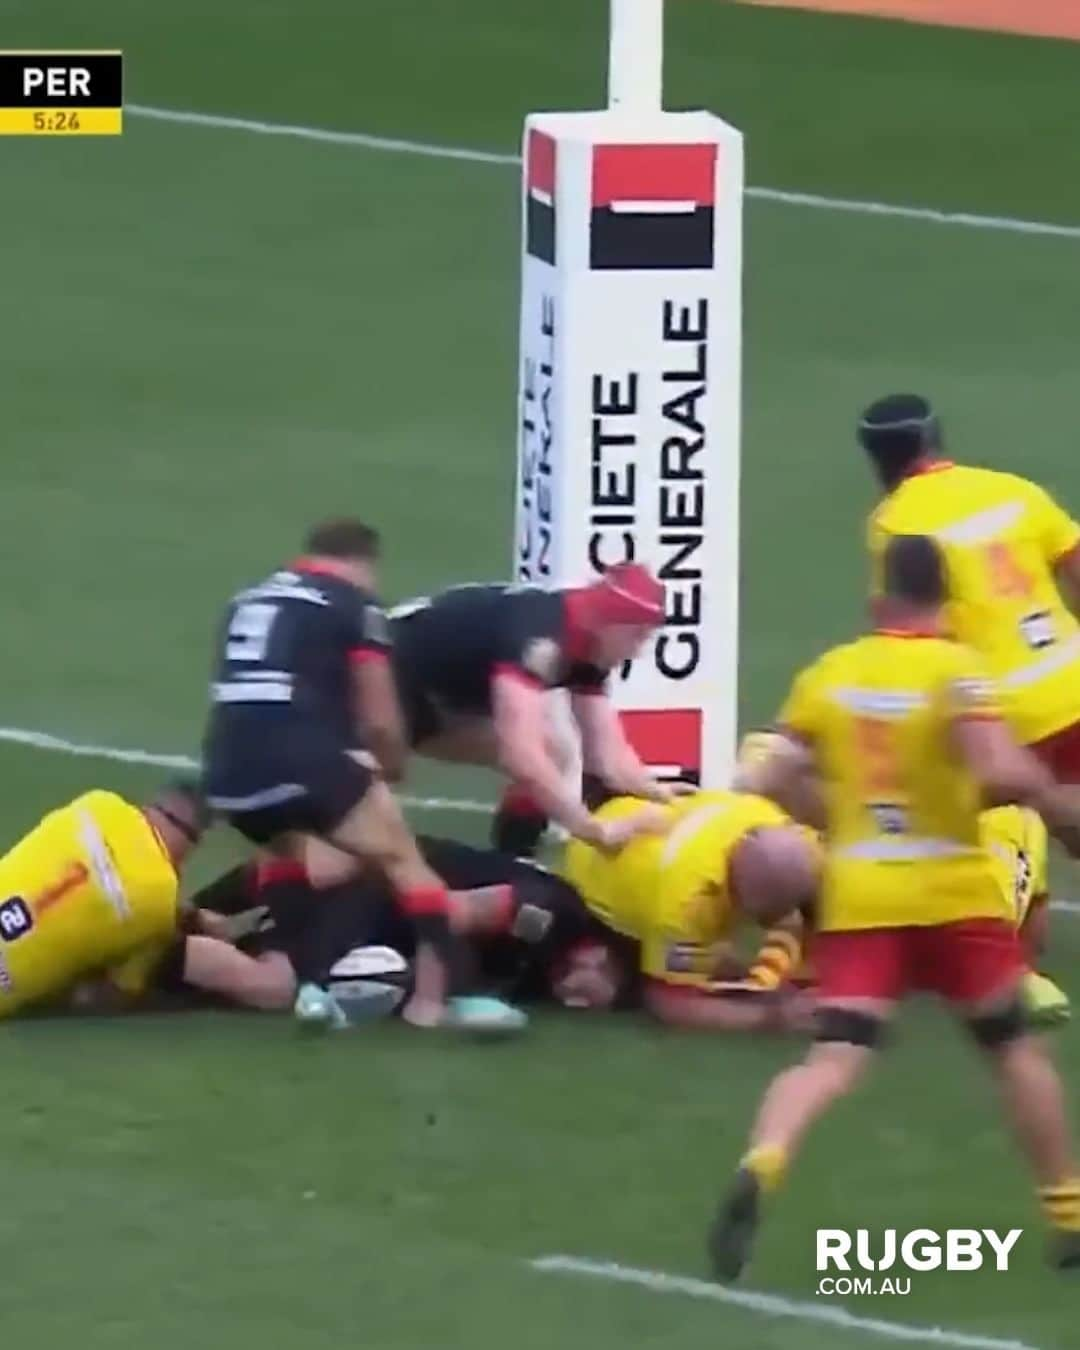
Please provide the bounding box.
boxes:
[0,51,123,135]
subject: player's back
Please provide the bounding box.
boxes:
[209,565,385,738]
[391,583,562,708]
[787,632,1012,930]
[869,464,1080,742]
[0,790,179,1012]
[562,790,786,941]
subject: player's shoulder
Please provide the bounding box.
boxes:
[930,636,989,675]
[59,789,132,824]
[980,804,1024,849]
[873,463,1012,524]
[501,582,561,622]
[798,637,863,682]
[944,465,1057,516]
[729,790,789,827]
[672,788,736,815]
[897,636,990,693]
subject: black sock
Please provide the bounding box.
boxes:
[491,786,548,857]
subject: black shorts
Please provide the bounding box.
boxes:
[203,710,375,846]
[391,647,489,749]
[391,660,445,747]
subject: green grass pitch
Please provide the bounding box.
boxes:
[2,2,1080,1346]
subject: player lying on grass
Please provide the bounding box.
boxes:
[709,535,1080,1280]
[172,836,620,1017]
[860,393,1080,781]
[736,734,1070,1028]
[0,783,297,1018]
[387,565,691,857]
[560,788,820,1030]
[170,825,814,1030]
[200,517,525,1034]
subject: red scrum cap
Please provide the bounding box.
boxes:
[587,562,665,627]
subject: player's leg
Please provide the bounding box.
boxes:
[418,835,556,943]
[1018,900,1070,1028]
[943,919,1080,1268]
[327,779,526,1032]
[708,928,904,1282]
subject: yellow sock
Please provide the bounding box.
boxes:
[746,929,802,992]
[742,1144,789,1194]
[1039,1179,1080,1232]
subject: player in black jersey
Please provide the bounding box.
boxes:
[183,837,637,1016]
[202,518,524,1034]
[390,562,690,854]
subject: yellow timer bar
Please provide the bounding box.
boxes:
[0,51,123,136]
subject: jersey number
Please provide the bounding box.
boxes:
[225,602,278,663]
[854,717,899,795]
[984,541,1034,600]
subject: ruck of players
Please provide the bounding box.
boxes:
[4,391,1080,1276]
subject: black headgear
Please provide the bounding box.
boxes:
[857,394,942,489]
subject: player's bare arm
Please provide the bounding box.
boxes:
[571,690,691,802]
[352,653,407,782]
[644,978,808,1033]
[952,712,1080,852]
[735,728,826,830]
[492,671,661,848]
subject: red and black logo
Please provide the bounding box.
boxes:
[525,130,556,265]
[620,707,703,785]
[590,143,716,271]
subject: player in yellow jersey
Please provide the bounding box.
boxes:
[709,536,1080,1279]
[0,783,294,1016]
[736,734,1070,1026]
[861,394,1080,777]
[561,790,819,1030]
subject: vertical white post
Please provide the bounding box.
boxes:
[607,0,664,113]
[515,0,743,787]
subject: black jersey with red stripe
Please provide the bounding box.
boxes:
[206,560,391,741]
[391,583,606,716]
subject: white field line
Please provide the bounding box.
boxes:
[0,724,490,815]
[8,724,1080,918]
[125,102,1080,242]
[530,1255,1042,1350]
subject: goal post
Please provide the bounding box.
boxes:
[513,0,744,786]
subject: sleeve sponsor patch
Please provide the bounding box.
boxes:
[522,637,562,684]
[364,605,392,647]
[664,941,706,974]
[0,896,34,942]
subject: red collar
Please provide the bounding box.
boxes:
[290,556,347,579]
[905,457,955,479]
[562,590,594,664]
[874,627,942,640]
